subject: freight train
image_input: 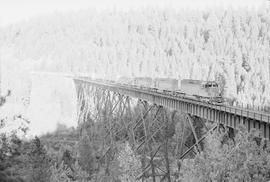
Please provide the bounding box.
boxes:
[117,77,224,104]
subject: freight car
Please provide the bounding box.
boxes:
[154,78,178,91]
[116,76,224,104]
[133,77,153,88]
[117,76,134,85]
[153,78,178,95]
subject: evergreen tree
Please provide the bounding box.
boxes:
[27,137,51,182]
[178,127,270,182]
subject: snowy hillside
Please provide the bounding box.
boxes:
[0,7,270,107]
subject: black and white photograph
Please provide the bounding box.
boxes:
[0,0,270,181]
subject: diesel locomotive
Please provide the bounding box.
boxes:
[117,76,224,104]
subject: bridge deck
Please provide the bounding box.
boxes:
[74,77,270,139]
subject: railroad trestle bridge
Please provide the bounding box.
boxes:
[73,76,270,181]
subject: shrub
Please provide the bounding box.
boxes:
[178,126,270,182]
[117,142,141,182]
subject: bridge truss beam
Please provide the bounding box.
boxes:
[74,78,270,140]
[75,80,214,181]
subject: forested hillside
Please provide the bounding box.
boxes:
[1,7,270,107]
[1,6,270,181]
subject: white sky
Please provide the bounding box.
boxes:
[0,0,268,27]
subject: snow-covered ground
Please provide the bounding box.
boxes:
[0,69,77,137]
[0,49,77,136]
[26,73,77,136]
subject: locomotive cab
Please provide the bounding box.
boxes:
[203,81,220,98]
[180,79,223,103]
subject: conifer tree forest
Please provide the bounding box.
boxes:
[1,6,270,182]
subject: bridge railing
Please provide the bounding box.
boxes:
[232,102,270,114]
[74,77,270,124]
